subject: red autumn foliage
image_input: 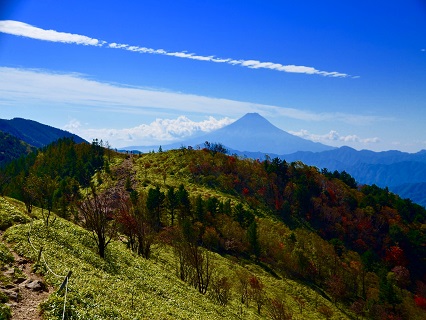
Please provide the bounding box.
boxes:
[385,246,408,267]
[414,295,426,310]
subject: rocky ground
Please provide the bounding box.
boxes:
[1,245,51,320]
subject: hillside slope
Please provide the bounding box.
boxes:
[0,131,35,167]
[1,142,425,319]
[0,196,352,320]
[0,118,86,148]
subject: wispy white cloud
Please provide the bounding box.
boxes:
[0,20,104,46]
[0,20,353,78]
[289,129,380,145]
[236,61,348,77]
[64,116,234,147]
[108,44,351,77]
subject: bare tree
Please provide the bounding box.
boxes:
[210,276,232,306]
[249,275,265,314]
[20,173,38,216]
[191,244,213,294]
[174,236,194,283]
[173,220,214,294]
[236,269,251,307]
[77,185,119,258]
[268,297,293,320]
[37,174,58,228]
[118,191,156,259]
[20,173,58,229]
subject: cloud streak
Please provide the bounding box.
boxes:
[0,20,352,78]
[0,20,103,46]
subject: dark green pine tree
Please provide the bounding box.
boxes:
[247,220,260,260]
[146,186,165,231]
[166,186,179,226]
[194,194,205,222]
[176,184,191,223]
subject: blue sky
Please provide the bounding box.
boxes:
[0,0,425,152]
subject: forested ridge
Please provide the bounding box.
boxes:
[0,131,35,167]
[0,138,425,319]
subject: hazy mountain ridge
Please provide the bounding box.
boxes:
[284,146,426,167]
[281,148,426,207]
[392,182,426,207]
[0,118,86,148]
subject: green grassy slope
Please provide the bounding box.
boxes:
[0,195,352,319]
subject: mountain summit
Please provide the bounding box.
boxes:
[125,113,334,154]
[202,113,331,153]
[191,113,334,154]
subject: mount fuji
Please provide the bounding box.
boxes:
[124,113,334,154]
